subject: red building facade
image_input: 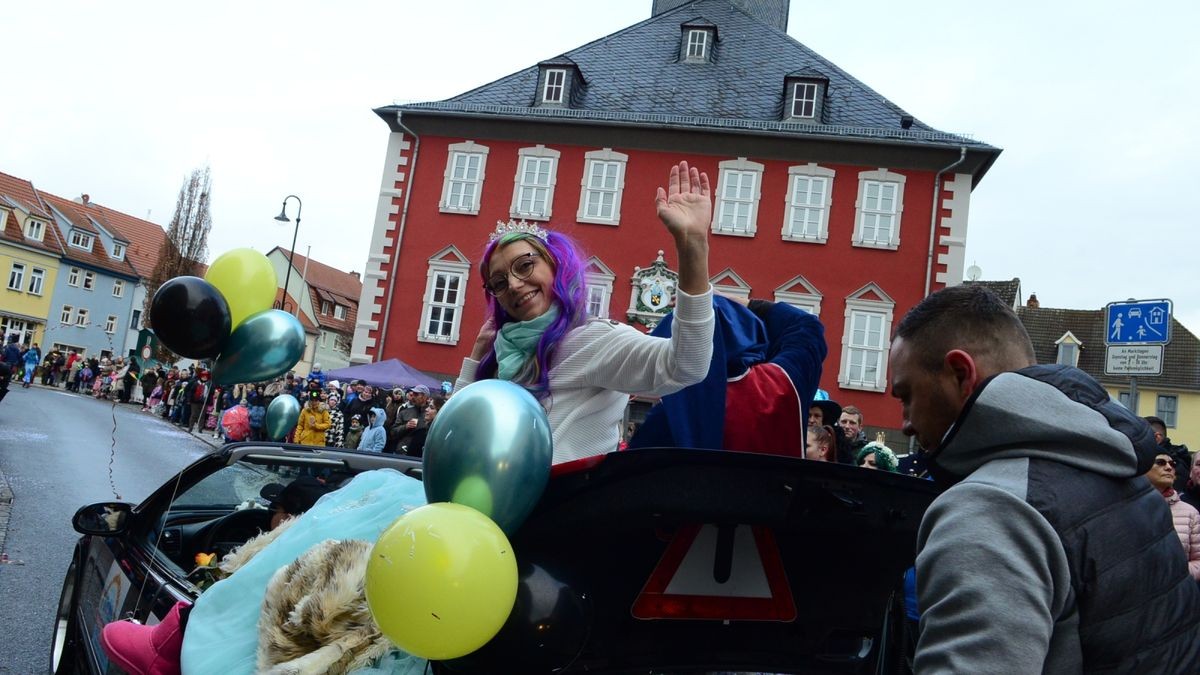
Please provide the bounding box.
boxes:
[352,0,1000,431]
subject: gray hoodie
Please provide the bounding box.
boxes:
[356,407,388,453]
[916,365,1200,673]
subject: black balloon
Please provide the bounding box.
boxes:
[442,563,592,673]
[149,276,232,359]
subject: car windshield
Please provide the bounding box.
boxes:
[171,461,300,509]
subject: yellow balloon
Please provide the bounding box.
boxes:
[365,502,517,660]
[205,248,277,328]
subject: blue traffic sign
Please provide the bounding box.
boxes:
[1105,299,1172,345]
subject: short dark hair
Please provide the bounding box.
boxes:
[894,285,1036,371]
[1144,416,1167,434]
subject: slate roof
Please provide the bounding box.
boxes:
[40,192,140,279]
[1017,306,1200,392]
[385,0,991,149]
[964,278,1022,308]
[0,171,65,257]
[273,247,362,334]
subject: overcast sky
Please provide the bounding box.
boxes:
[4,0,1197,331]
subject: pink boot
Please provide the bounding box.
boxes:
[100,601,189,675]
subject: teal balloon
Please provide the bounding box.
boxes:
[423,380,552,535]
[211,310,305,385]
[266,394,301,441]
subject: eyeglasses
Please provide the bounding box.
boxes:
[1154,458,1177,468]
[484,251,541,296]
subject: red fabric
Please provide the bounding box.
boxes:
[722,363,804,457]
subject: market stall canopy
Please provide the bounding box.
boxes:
[324,358,442,391]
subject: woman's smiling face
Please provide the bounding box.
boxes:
[487,240,556,322]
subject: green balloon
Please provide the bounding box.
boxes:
[211,310,305,385]
[450,475,495,517]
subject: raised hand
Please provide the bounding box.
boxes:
[655,161,712,244]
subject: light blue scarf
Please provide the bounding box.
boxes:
[495,306,559,381]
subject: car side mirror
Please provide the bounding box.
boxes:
[72,502,134,536]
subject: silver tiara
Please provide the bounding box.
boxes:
[489,219,549,243]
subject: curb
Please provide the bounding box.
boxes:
[0,466,11,557]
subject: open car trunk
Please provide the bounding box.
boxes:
[442,448,939,674]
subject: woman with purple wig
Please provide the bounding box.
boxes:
[456,161,716,464]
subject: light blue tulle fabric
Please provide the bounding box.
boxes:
[181,469,429,674]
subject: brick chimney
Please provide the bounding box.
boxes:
[1026,294,1040,309]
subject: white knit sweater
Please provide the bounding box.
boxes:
[457,286,715,464]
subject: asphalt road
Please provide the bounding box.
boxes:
[0,385,212,673]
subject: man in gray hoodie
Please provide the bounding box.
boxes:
[890,285,1200,673]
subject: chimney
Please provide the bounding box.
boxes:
[75,194,90,206]
[652,0,791,31]
[1026,294,1040,309]
[350,271,361,281]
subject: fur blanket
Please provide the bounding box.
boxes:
[216,518,391,674]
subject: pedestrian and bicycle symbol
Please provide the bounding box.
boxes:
[1104,299,1172,345]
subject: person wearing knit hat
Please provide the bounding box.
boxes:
[856,433,899,472]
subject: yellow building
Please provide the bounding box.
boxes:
[1105,385,1199,452]
[1,172,64,346]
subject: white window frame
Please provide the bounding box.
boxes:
[112,279,125,298]
[439,142,489,215]
[7,262,25,291]
[418,252,470,345]
[69,230,94,250]
[1156,394,1178,428]
[853,169,906,250]
[774,275,823,317]
[83,271,95,290]
[686,29,709,61]
[838,284,896,392]
[709,268,752,302]
[28,267,45,296]
[791,82,818,119]
[67,267,81,287]
[576,149,628,225]
[112,243,126,260]
[509,146,560,221]
[1054,331,1081,367]
[75,308,90,327]
[542,69,566,104]
[24,219,45,241]
[712,158,765,237]
[129,309,141,330]
[783,163,835,243]
[320,300,332,315]
[334,304,347,320]
[61,305,73,324]
[104,315,118,334]
[583,257,616,319]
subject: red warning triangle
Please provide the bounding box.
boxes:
[632,524,796,621]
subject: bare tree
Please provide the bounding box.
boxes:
[143,166,214,361]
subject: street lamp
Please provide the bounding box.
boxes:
[273,195,301,315]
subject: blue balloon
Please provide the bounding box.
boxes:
[423,380,552,534]
[266,394,301,441]
[211,310,305,385]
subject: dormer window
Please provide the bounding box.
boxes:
[1055,331,1082,367]
[791,82,818,118]
[782,70,829,124]
[542,69,566,104]
[69,230,94,250]
[112,242,126,260]
[679,20,717,63]
[686,29,708,60]
[24,219,45,241]
[536,58,583,108]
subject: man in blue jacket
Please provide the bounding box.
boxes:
[890,285,1200,673]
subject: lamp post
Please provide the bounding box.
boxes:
[273,195,302,315]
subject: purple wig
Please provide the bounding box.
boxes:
[475,230,589,398]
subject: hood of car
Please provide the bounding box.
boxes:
[449,448,939,674]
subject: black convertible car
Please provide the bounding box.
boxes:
[51,445,937,674]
